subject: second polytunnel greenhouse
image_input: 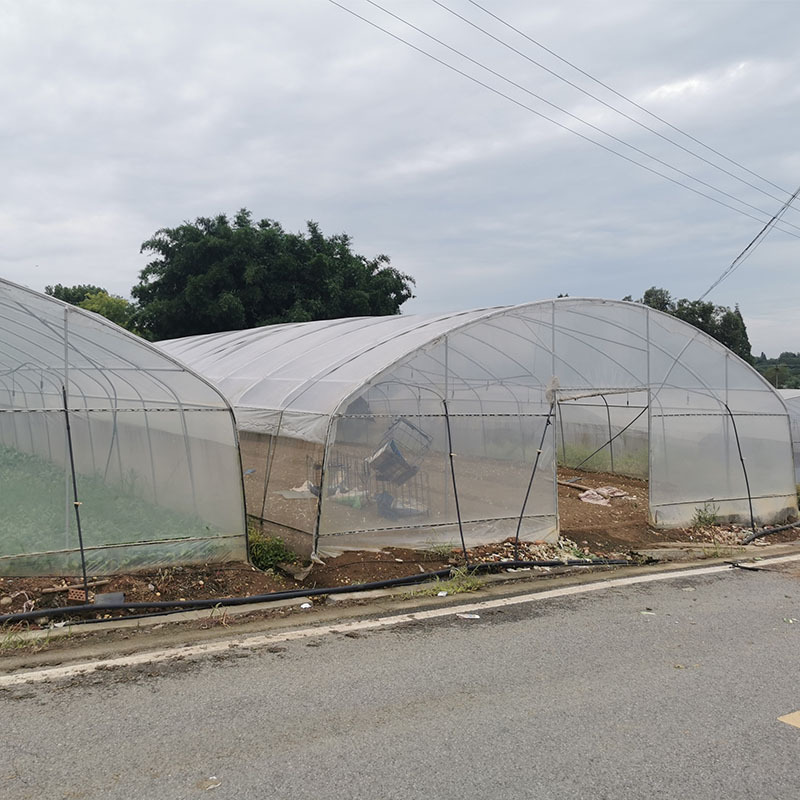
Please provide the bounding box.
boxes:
[0,278,246,576]
[160,299,798,556]
[779,389,800,482]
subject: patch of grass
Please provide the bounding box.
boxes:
[700,543,744,560]
[423,541,458,559]
[0,624,65,655]
[556,442,648,479]
[0,627,27,652]
[0,444,233,575]
[408,566,484,597]
[248,529,297,572]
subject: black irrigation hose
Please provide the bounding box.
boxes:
[722,402,756,537]
[0,557,632,626]
[741,520,800,545]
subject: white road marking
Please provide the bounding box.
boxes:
[3,553,800,688]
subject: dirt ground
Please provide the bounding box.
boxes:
[1,467,797,623]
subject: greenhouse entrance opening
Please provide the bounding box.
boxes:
[555,389,651,546]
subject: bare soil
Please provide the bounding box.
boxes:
[1,467,797,623]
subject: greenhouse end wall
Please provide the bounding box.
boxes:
[0,280,247,576]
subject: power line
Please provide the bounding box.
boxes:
[359,0,800,235]
[699,184,800,299]
[461,0,796,203]
[326,0,800,240]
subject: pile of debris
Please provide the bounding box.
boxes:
[465,536,627,564]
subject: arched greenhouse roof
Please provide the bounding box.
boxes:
[0,277,232,410]
[160,298,783,441]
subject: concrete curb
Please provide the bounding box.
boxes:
[2,541,799,669]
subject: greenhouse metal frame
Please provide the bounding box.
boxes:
[0,278,247,575]
[161,299,798,556]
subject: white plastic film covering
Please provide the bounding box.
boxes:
[159,298,797,548]
[780,390,800,482]
[0,279,246,575]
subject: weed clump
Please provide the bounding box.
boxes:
[691,502,719,531]
[248,530,297,572]
[409,566,484,598]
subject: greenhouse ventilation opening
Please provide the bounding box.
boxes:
[160,299,798,557]
[0,279,247,576]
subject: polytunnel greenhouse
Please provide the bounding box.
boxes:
[160,298,798,557]
[0,279,246,576]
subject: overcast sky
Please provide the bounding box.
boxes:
[1,0,798,354]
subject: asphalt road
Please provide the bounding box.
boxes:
[3,564,800,799]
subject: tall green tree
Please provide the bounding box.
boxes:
[753,351,800,388]
[45,283,106,305]
[45,284,138,333]
[132,210,415,340]
[626,287,753,363]
[79,291,137,331]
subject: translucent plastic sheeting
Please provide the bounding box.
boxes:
[317,411,557,552]
[0,279,246,575]
[556,392,648,478]
[779,390,800,482]
[160,299,797,548]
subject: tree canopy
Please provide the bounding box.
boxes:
[623,287,753,363]
[131,210,415,340]
[46,284,138,333]
[753,351,800,389]
[79,290,137,331]
[45,283,106,306]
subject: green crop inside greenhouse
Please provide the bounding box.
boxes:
[0,279,246,576]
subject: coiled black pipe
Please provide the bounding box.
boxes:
[0,557,632,626]
[741,520,800,545]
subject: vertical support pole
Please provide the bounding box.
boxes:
[558,401,567,464]
[602,394,614,473]
[443,336,450,522]
[311,416,335,558]
[64,307,71,550]
[645,308,654,524]
[443,398,468,564]
[63,385,89,603]
[724,353,731,493]
[515,401,555,560]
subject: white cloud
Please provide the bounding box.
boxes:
[0,0,798,356]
